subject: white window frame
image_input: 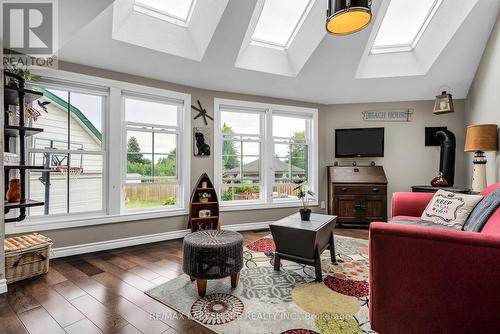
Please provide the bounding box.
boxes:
[371,0,443,55]
[133,0,197,27]
[214,98,318,212]
[5,69,191,234]
[25,81,108,219]
[250,0,315,50]
[122,91,184,212]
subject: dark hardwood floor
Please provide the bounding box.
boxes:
[0,228,368,334]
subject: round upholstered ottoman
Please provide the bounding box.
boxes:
[183,230,243,297]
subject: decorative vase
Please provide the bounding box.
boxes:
[6,179,21,203]
[431,172,448,187]
[299,208,311,221]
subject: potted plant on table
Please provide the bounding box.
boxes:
[294,180,315,221]
[198,192,211,203]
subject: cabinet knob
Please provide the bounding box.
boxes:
[372,188,379,192]
[341,187,348,192]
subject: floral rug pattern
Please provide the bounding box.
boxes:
[145,235,374,334]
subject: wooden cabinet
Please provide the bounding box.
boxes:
[327,166,388,226]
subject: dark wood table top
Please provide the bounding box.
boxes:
[270,213,337,231]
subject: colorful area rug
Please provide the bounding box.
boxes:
[145,235,374,334]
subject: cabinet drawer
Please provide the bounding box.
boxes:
[334,185,387,195]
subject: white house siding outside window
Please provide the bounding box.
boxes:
[26,83,107,217]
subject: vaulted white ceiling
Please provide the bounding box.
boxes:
[56,0,499,104]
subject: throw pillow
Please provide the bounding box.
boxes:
[421,190,483,230]
[463,188,500,232]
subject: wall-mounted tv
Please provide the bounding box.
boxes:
[335,127,384,158]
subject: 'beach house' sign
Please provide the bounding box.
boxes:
[362,109,413,122]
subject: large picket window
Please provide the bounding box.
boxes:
[214,99,318,210]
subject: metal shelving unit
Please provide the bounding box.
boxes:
[3,71,45,222]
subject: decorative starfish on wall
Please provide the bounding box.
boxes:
[191,100,213,126]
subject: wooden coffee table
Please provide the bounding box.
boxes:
[270,213,337,282]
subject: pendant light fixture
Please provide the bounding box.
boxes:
[433,91,454,115]
[326,0,372,35]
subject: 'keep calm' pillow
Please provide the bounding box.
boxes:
[421,190,483,230]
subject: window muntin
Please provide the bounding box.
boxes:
[26,86,106,217]
[216,100,316,207]
[134,0,196,25]
[124,96,181,210]
[251,0,312,49]
[372,0,442,54]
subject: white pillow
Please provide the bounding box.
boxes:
[421,190,483,230]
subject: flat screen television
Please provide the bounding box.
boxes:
[335,127,384,158]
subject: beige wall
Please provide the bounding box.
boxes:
[319,101,468,210]
[465,13,500,185]
[34,62,468,248]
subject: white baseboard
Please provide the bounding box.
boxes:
[51,221,271,258]
[0,279,7,294]
[222,221,271,232]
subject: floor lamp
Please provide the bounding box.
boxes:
[464,124,498,192]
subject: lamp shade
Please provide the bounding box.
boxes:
[464,124,498,152]
[326,0,372,35]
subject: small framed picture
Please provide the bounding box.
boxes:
[193,127,211,157]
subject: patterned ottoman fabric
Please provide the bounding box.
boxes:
[183,230,244,279]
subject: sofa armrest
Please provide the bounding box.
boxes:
[391,192,434,218]
[369,222,500,334]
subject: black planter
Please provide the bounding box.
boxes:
[299,209,311,221]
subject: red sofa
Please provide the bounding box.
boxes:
[369,183,500,334]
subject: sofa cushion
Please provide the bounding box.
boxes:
[464,188,500,232]
[390,219,456,230]
[421,190,483,230]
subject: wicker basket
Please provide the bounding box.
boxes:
[4,233,53,284]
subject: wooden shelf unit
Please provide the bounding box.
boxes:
[188,173,220,232]
[191,216,219,221]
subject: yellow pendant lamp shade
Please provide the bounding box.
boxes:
[326,0,372,35]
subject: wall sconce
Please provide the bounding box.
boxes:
[433,91,454,115]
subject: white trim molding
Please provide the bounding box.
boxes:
[5,68,191,235]
[0,279,7,294]
[51,229,191,258]
[51,222,271,258]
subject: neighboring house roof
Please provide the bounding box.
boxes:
[34,87,102,141]
[226,158,305,174]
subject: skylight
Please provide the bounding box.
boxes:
[372,0,442,54]
[251,0,313,49]
[134,0,196,25]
